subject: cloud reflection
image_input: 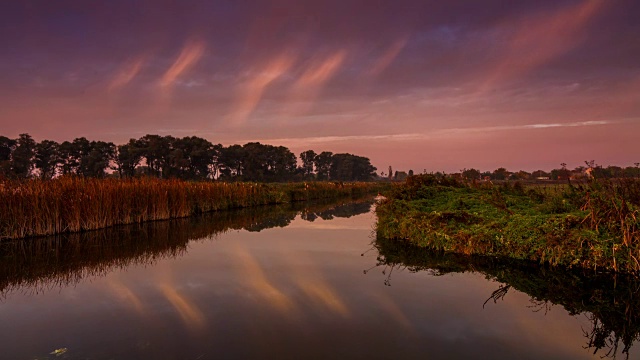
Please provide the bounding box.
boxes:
[158,283,206,329]
[291,252,350,318]
[106,277,146,315]
[373,293,413,330]
[234,246,295,313]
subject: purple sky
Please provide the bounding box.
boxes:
[1,0,639,172]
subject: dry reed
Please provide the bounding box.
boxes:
[0,177,384,239]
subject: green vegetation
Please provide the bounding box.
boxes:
[372,236,640,359]
[0,177,386,239]
[430,161,640,182]
[376,174,640,273]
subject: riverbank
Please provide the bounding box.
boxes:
[0,177,387,239]
[375,174,640,274]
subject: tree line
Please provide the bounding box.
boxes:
[458,162,640,181]
[0,134,377,182]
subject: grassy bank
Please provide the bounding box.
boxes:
[0,177,386,239]
[376,174,640,274]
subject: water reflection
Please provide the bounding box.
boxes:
[5,198,633,359]
[0,198,373,297]
[233,244,296,314]
[372,236,640,359]
[157,282,206,330]
[290,251,350,318]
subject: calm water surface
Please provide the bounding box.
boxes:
[0,199,637,359]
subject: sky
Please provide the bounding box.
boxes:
[1,0,639,173]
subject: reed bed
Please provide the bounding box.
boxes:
[0,177,385,239]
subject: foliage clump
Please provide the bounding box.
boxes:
[376,174,640,274]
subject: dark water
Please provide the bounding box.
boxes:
[0,198,638,360]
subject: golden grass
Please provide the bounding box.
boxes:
[0,177,385,239]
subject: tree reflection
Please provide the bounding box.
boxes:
[371,236,640,359]
[0,198,373,297]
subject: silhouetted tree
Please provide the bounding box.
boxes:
[512,170,531,180]
[531,170,550,178]
[314,151,333,180]
[182,138,220,180]
[240,142,296,182]
[0,136,16,177]
[169,136,220,180]
[115,139,144,178]
[461,168,481,181]
[551,165,571,180]
[300,150,317,178]
[138,135,174,177]
[10,133,36,178]
[164,136,208,179]
[270,145,297,181]
[623,165,640,178]
[84,141,116,178]
[329,153,377,181]
[58,140,82,175]
[492,167,509,180]
[34,140,60,179]
[0,132,382,182]
[218,144,245,180]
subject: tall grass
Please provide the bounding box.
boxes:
[0,177,385,239]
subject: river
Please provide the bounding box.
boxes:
[0,198,637,359]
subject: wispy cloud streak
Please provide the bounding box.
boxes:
[247,120,613,145]
[281,50,347,117]
[367,38,408,76]
[160,40,206,88]
[108,57,146,91]
[295,50,347,88]
[479,0,607,92]
[230,52,297,124]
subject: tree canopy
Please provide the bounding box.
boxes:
[0,133,378,182]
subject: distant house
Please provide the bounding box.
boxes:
[536,176,550,180]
